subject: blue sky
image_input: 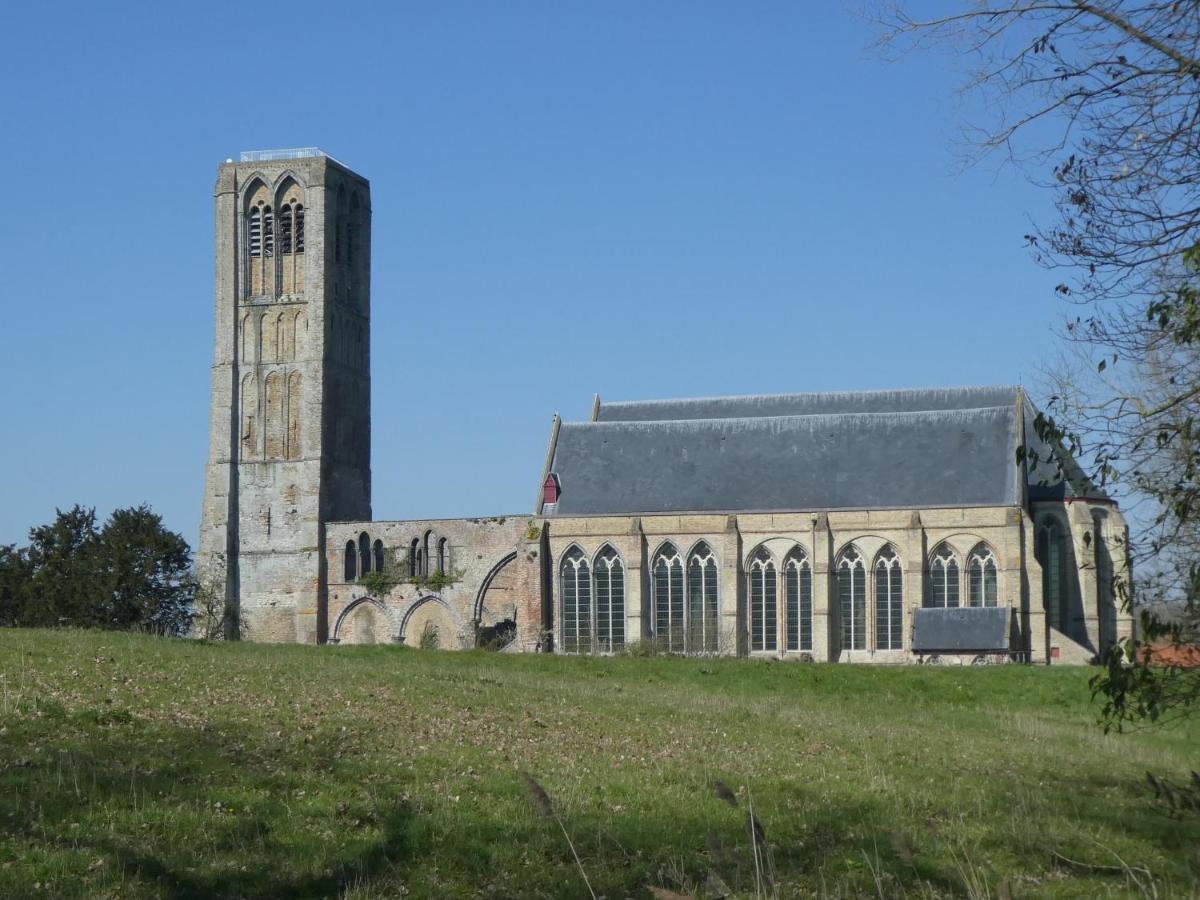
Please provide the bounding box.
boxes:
[0,1,1068,549]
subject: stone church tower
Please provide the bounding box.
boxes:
[199,150,372,642]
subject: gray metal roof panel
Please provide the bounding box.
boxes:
[548,406,1019,515]
[596,385,1021,422]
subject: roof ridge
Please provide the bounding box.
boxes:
[565,405,1016,427]
[599,384,1021,410]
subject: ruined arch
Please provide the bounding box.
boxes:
[399,595,467,649]
[332,595,396,645]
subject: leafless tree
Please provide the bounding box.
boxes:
[874,2,1200,732]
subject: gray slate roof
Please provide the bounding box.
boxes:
[543,386,1105,516]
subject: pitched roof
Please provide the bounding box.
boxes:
[541,386,1105,517]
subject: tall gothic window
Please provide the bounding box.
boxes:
[874,545,904,650]
[748,546,777,652]
[653,543,685,651]
[968,544,999,607]
[373,540,385,575]
[1036,518,1067,631]
[408,538,420,577]
[785,547,812,652]
[344,541,356,582]
[437,537,448,575]
[687,542,720,653]
[838,546,866,650]
[928,542,960,608]
[560,546,591,654]
[593,545,626,652]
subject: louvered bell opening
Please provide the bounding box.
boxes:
[249,208,262,257]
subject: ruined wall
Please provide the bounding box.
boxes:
[326,516,542,651]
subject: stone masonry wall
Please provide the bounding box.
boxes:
[326,516,542,651]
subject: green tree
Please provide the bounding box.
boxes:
[25,505,104,627]
[0,544,33,627]
[99,505,194,634]
[1,505,195,634]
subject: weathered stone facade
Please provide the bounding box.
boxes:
[198,151,371,644]
[199,151,1132,663]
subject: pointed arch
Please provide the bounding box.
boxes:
[927,542,960,609]
[243,177,271,297]
[343,541,356,582]
[784,545,812,652]
[373,539,385,575]
[559,545,591,654]
[239,373,258,460]
[264,371,284,458]
[437,536,449,574]
[286,370,302,460]
[874,545,903,650]
[652,541,685,652]
[408,538,420,577]
[423,530,435,578]
[837,544,867,651]
[593,544,625,652]
[274,176,305,292]
[968,542,999,608]
[292,309,307,358]
[747,545,778,653]
[332,595,395,645]
[686,540,719,653]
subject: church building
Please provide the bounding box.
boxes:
[199,150,1132,665]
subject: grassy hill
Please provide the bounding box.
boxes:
[0,630,1196,898]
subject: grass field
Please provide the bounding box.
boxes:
[1,630,1197,899]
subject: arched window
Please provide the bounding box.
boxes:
[968,544,999,607]
[294,204,305,253]
[239,373,258,460]
[437,537,448,574]
[748,546,777,652]
[359,532,371,577]
[874,546,903,650]
[285,371,302,460]
[652,543,685,651]
[408,538,419,577]
[837,546,866,650]
[423,531,434,577]
[687,542,719,653]
[373,539,385,575]
[1036,518,1067,631]
[784,547,812,652]
[594,545,625,652]
[560,547,591,654]
[344,541,356,582]
[928,543,960,608]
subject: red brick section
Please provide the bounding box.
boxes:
[1138,643,1200,669]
